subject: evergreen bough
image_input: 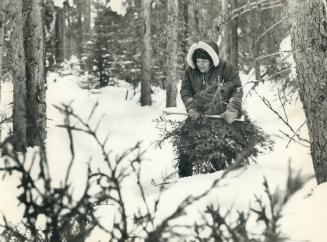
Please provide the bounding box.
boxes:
[156,114,273,174]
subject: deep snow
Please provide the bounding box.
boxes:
[0,53,325,241]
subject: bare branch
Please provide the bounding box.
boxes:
[87,101,99,122]
[252,18,283,48]
[253,89,310,145]
[277,88,289,123]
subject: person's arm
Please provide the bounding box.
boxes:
[224,63,243,114]
[180,68,197,112]
[221,63,243,124]
[180,69,201,121]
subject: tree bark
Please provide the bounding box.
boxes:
[180,0,189,56]
[45,0,57,67]
[55,1,71,63]
[75,0,83,58]
[140,0,152,106]
[166,0,178,107]
[189,1,200,41]
[221,0,230,60]
[285,0,327,184]
[253,7,263,80]
[193,8,200,40]
[83,0,91,36]
[0,0,7,86]
[55,7,65,63]
[23,0,47,147]
[11,0,27,151]
[64,1,72,60]
[230,0,239,67]
[81,0,91,70]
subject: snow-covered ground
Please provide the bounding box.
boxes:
[0,54,326,241]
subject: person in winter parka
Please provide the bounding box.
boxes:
[181,40,243,123]
[178,40,244,177]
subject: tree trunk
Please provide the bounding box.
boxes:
[64,1,72,60]
[166,0,178,107]
[140,0,152,106]
[188,1,200,41]
[180,0,189,57]
[80,0,91,70]
[74,0,91,59]
[178,0,189,71]
[23,0,47,147]
[253,7,263,80]
[230,0,238,67]
[193,6,200,40]
[55,7,65,63]
[0,0,7,84]
[262,8,277,67]
[75,0,83,58]
[11,0,27,151]
[55,1,71,63]
[285,0,327,184]
[221,0,230,60]
[45,0,57,68]
[83,0,91,36]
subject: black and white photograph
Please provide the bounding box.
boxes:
[0,0,326,241]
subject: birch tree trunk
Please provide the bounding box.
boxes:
[166,0,178,107]
[11,0,27,150]
[140,0,152,106]
[285,0,327,184]
[23,0,47,147]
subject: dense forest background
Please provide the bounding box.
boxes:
[0,0,296,150]
[0,0,327,241]
[41,0,290,99]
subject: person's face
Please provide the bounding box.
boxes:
[196,58,211,73]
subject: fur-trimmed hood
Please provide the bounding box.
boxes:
[186,41,220,69]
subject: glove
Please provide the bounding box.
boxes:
[188,109,201,121]
[222,110,238,124]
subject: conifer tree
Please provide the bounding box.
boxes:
[84,3,123,87]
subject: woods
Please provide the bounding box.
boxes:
[0,0,326,241]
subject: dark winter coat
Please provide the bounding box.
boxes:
[180,41,243,116]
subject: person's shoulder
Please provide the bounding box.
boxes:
[185,66,195,72]
[220,59,237,71]
[185,66,198,75]
[185,66,192,72]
